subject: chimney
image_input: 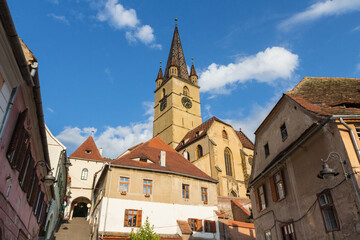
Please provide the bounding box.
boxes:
[160,151,166,167]
[99,147,103,156]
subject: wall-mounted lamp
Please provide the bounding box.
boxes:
[35,160,57,187]
[64,159,72,168]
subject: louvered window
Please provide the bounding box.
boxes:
[204,220,216,233]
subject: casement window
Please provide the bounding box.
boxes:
[224,147,233,176]
[28,177,39,206]
[270,170,286,202]
[280,221,296,240]
[37,201,47,223]
[81,168,88,180]
[188,218,202,232]
[34,188,44,217]
[201,187,208,203]
[280,123,288,141]
[222,130,228,139]
[182,184,189,199]
[265,230,272,240]
[120,177,129,192]
[318,190,339,232]
[204,220,216,233]
[355,125,360,140]
[196,145,203,159]
[255,184,266,211]
[124,209,142,227]
[183,86,189,96]
[264,143,270,158]
[143,179,152,195]
[6,109,29,167]
[19,148,32,189]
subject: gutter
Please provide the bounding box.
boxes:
[338,117,360,162]
[250,115,360,188]
[0,0,54,199]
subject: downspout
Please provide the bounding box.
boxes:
[339,118,360,204]
[339,118,360,162]
[0,87,17,141]
[102,163,112,239]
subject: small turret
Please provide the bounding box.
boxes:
[156,61,164,88]
[169,57,178,77]
[189,58,198,85]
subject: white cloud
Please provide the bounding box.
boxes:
[356,63,360,72]
[279,0,360,30]
[105,67,113,81]
[56,102,154,159]
[46,0,59,4]
[198,47,299,94]
[47,107,55,113]
[352,25,360,32]
[48,13,70,25]
[97,0,161,49]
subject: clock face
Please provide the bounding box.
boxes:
[181,97,192,109]
[160,98,167,111]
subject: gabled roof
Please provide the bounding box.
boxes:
[176,116,253,151]
[112,137,216,182]
[163,26,189,81]
[285,77,360,116]
[236,130,254,150]
[69,136,107,162]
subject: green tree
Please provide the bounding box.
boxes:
[129,217,160,240]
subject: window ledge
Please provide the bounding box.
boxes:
[121,191,127,195]
[145,194,150,198]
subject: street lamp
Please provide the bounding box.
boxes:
[35,160,57,187]
[317,152,346,180]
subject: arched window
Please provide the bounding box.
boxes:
[162,88,165,98]
[183,86,189,96]
[81,168,88,180]
[222,130,228,139]
[196,145,203,159]
[224,148,233,176]
[183,151,190,160]
[231,190,237,197]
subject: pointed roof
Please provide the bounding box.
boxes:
[69,136,107,162]
[190,63,197,77]
[156,67,163,80]
[164,26,189,81]
[112,137,216,182]
[235,130,254,150]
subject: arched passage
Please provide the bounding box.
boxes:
[71,197,91,218]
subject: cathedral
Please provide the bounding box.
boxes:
[153,22,254,198]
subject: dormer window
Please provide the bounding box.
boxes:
[85,150,91,154]
[195,131,200,137]
[222,130,228,140]
[140,158,147,163]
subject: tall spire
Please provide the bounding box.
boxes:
[156,61,163,80]
[190,58,197,77]
[164,19,189,81]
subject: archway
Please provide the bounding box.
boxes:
[71,197,91,218]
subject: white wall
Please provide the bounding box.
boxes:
[98,197,220,239]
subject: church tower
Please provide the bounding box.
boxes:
[153,21,202,148]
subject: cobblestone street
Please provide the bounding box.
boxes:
[54,218,91,240]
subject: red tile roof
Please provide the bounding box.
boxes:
[69,136,108,162]
[227,220,255,229]
[235,130,254,150]
[112,137,216,182]
[176,116,254,151]
[190,63,197,77]
[215,210,229,219]
[177,220,192,234]
[231,199,251,216]
[285,77,360,116]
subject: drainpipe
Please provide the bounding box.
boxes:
[339,118,360,162]
[0,87,17,141]
[101,163,112,239]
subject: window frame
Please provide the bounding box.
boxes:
[280,123,288,141]
[204,220,216,233]
[317,190,340,232]
[270,170,286,202]
[81,168,88,180]
[143,179,152,195]
[188,218,203,232]
[224,147,233,176]
[183,86,189,96]
[120,177,130,193]
[124,209,142,227]
[355,125,360,139]
[222,130,228,140]
[182,184,189,199]
[196,145,203,159]
[265,230,272,240]
[280,221,296,240]
[201,187,208,203]
[264,143,270,158]
[255,184,266,211]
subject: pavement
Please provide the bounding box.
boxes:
[54,217,91,240]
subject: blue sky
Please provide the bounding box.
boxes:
[8,0,360,158]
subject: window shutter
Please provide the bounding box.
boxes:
[269,175,277,202]
[211,221,216,233]
[136,210,142,227]
[197,219,203,232]
[262,184,267,208]
[29,178,39,207]
[15,131,30,171]
[23,155,34,192]
[124,209,129,227]
[255,188,260,212]
[7,109,28,165]
[188,218,191,228]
